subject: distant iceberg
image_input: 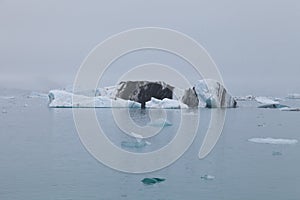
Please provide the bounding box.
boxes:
[248,138,298,145]
[287,93,300,99]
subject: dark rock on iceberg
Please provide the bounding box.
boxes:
[181,88,199,108]
[116,81,174,108]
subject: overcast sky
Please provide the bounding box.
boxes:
[1,0,299,96]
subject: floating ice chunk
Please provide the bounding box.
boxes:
[48,90,141,108]
[141,178,166,185]
[2,109,7,114]
[255,96,279,105]
[194,79,237,108]
[129,132,151,145]
[248,138,298,145]
[146,97,188,109]
[147,118,172,127]
[258,104,289,109]
[201,175,215,180]
[121,141,148,148]
[234,95,255,101]
[280,107,300,111]
[287,93,300,99]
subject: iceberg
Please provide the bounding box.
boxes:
[115,81,173,108]
[193,79,237,108]
[49,79,237,109]
[248,138,298,145]
[255,96,288,109]
[255,96,279,105]
[48,90,140,108]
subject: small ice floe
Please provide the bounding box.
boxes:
[248,138,298,145]
[201,174,215,180]
[147,118,172,127]
[0,96,15,100]
[287,93,300,99]
[272,151,283,156]
[141,178,166,185]
[257,123,266,127]
[2,109,7,114]
[234,95,255,101]
[121,141,148,148]
[258,104,289,109]
[280,107,300,112]
[255,96,279,105]
[24,103,28,107]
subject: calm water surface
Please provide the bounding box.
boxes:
[0,89,299,200]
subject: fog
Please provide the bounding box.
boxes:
[1,0,300,96]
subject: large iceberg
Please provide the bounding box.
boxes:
[48,79,237,109]
[193,79,237,108]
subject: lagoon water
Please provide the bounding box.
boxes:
[0,89,300,200]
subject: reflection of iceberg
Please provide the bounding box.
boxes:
[49,79,237,108]
[248,138,298,145]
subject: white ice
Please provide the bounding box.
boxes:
[248,137,298,145]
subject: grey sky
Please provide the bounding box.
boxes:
[0,0,299,96]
